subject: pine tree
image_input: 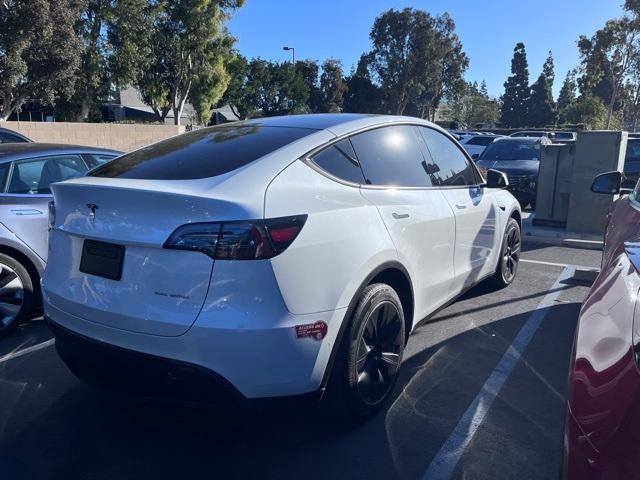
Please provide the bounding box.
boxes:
[542,51,555,90]
[527,53,556,127]
[501,43,530,127]
[557,70,577,123]
[529,73,556,127]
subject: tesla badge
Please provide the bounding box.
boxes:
[295,321,328,340]
[86,203,98,221]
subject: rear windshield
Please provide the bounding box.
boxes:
[90,125,316,180]
[479,141,541,161]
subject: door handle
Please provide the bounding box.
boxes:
[455,204,467,209]
[392,212,410,219]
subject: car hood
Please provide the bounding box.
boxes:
[475,159,539,175]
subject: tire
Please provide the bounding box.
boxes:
[489,217,521,288]
[324,283,405,420]
[0,253,35,339]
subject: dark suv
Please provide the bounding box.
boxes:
[475,136,551,210]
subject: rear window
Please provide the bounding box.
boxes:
[90,125,316,180]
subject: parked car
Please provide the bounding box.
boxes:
[0,127,32,144]
[0,143,121,337]
[563,171,640,479]
[43,114,521,418]
[509,130,554,139]
[459,134,502,159]
[623,136,640,189]
[475,136,551,210]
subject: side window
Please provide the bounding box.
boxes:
[310,139,366,184]
[419,127,478,186]
[350,125,431,187]
[7,154,88,194]
[0,132,27,144]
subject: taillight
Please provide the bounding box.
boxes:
[163,215,307,260]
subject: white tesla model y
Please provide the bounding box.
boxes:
[43,114,521,417]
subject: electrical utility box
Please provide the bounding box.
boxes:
[534,143,576,228]
[566,131,627,235]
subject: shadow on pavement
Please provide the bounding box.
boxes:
[0,298,580,480]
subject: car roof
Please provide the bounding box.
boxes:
[0,143,122,163]
[232,113,375,130]
[215,113,447,139]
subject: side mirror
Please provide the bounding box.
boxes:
[485,169,509,189]
[471,153,479,160]
[591,171,627,195]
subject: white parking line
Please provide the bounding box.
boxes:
[0,339,55,364]
[521,258,598,271]
[422,265,575,480]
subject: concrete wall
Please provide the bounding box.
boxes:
[1,121,185,152]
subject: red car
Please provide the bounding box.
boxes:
[563,171,640,479]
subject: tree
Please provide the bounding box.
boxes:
[229,59,310,118]
[563,95,611,129]
[577,17,640,128]
[295,59,320,112]
[528,54,556,127]
[343,55,382,114]
[318,59,348,112]
[0,0,84,120]
[109,0,244,125]
[528,73,556,127]
[543,51,555,89]
[448,80,500,127]
[557,70,577,123]
[501,42,530,127]
[218,53,249,119]
[424,13,468,120]
[64,0,113,122]
[362,8,467,116]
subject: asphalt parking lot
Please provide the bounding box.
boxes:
[0,240,600,480]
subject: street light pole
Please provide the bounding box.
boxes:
[282,46,295,63]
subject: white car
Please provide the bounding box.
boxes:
[459,134,502,159]
[43,114,521,418]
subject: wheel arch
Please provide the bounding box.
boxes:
[0,244,43,302]
[320,260,414,391]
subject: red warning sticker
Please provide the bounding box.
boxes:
[295,321,328,340]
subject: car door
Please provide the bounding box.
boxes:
[0,154,89,261]
[418,126,500,293]
[352,125,456,319]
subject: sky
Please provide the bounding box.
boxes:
[228,0,626,99]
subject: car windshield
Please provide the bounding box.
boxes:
[479,141,541,161]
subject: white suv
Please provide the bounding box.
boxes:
[43,114,521,418]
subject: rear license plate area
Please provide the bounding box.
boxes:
[80,240,125,281]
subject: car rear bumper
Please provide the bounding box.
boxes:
[44,295,346,400]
